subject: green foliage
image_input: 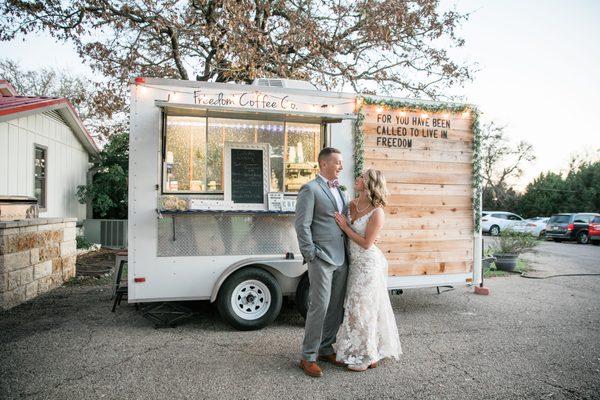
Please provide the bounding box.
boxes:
[495,230,539,255]
[77,133,129,219]
[482,183,519,212]
[515,161,600,217]
[76,235,92,249]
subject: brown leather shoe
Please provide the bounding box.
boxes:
[299,360,323,377]
[318,353,347,367]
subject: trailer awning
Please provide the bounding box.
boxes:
[155,100,356,124]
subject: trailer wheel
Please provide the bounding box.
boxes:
[295,274,310,320]
[216,267,282,331]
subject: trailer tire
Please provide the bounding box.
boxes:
[216,267,282,331]
[295,274,310,320]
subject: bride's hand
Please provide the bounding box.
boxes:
[334,212,349,231]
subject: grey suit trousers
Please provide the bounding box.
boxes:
[302,256,348,361]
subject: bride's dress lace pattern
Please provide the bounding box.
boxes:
[334,209,402,365]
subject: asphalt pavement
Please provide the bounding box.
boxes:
[1,240,599,400]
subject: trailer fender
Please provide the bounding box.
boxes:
[210,257,306,302]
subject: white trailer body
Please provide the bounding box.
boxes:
[128,78,482,329]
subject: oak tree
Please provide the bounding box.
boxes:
[1,0,472,97]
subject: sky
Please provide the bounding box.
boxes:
[1,0,599,190]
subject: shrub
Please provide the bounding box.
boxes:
[76,235,92,250]
[496,230,539,254]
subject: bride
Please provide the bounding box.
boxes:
[333,169,402,372]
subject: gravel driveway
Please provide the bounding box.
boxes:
[1,240,599,400]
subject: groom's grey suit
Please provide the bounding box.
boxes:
[295,176,349,362]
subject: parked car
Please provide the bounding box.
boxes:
[589,216,600,246]
[545,213,600,244]
[512,217,549,238]
[481,211,525,236]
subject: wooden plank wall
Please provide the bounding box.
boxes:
[361,104,474,276]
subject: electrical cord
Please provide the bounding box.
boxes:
[504,271,600,279]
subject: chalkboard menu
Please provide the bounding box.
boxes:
[230,149,265,204]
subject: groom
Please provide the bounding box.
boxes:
[294,147,349,377]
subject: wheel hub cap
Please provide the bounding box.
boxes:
[231,280,271,320]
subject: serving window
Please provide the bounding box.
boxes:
[163,115,322,194]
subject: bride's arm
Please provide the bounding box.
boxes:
[334,208,384,250]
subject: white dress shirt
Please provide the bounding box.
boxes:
[318,174,343,212]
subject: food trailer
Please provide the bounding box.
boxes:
[128,77,483,330]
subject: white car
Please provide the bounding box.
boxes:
[512,217,549,238]
[481,211,525,236]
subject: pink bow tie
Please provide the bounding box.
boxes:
[328,179,340,188]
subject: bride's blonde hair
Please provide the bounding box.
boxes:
[362,169,388,208]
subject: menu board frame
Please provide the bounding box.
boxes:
[224,142,271,210]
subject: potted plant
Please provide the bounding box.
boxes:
[492,230,539,271]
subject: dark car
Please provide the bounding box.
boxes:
[546,213,600,244]
[590,216,600,246]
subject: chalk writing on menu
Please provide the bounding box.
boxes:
[231,149,264,204]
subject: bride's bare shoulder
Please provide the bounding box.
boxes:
[373,207,385,219]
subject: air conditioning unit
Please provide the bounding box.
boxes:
[251,78,318,91]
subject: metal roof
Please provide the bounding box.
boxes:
[0,93,99,155]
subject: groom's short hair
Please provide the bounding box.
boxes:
[318,147,342,163]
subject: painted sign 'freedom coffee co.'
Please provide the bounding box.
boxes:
[194,91,299,110]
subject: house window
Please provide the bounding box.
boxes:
[34,145,47,209]
[163,116,322,194]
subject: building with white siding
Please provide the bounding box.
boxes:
[0,80,99,221]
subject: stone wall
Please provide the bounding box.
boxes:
[0,218,77,310]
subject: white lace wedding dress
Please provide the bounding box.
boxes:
[334,208,402,366]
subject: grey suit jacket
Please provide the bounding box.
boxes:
[294,177,348,266]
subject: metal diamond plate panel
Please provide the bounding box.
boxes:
[157,214,300,257]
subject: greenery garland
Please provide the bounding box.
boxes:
[353,96,483,233]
